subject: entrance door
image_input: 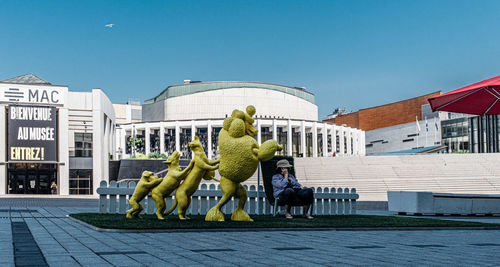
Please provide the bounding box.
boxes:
[7,164,57,194]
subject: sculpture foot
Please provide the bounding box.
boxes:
[179,215,190,220]
[134,213,142,219]
[126,212,133,219]
[231,208,253,222]
[205,206,225,221]
[156,213,165,220]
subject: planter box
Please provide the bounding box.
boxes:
[388,191,500,215]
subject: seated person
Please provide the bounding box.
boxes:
[271,159,314,219]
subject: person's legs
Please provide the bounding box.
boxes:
[296,188,314,217]
[279,188,296,218]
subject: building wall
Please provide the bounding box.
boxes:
[145,87,318,122]
[113,103,142,125]
[365,118,442,155]
[324,91,441,131]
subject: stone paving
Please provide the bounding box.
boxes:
[1,199,500,266]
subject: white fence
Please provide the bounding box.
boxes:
[96,180,359,216]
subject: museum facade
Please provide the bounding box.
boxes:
[0,74,115,195]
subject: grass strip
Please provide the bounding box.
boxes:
[69,213,500,230]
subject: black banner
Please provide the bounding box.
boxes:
[8,105,57,162]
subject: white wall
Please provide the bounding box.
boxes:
[365,118,442,155]
[163,88,318,121]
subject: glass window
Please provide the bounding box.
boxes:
[69,169,92,195]
[74,133,93,157]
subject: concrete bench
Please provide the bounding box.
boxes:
[388,191,500,216]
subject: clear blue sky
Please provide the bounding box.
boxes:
[1,0,500,119]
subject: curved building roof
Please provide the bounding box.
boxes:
[144,81,315,104]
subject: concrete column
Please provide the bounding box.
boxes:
[257,119,262,145]
[191,122,196,159]
[103,117,110,182]
[332,125,337,155]
[59,107,70,195]
[301,121,306,157]
[0,105,6,194]
[361,131,366,155]
[160,123,165,154]
[145,126,151,155]
[346,129,352,156]
[287,120,292,156]
[208,121,212,159]
[175,123,180,152]
[322,123,328,157]
[111,124,116,159]
[272,119,277,141]
[312,123,318,158]
[339,127,345,156]
[120,128,126,159]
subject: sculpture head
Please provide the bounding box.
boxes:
[188,136,204,153]
[222,105,258,138]
[163,151,180,165]
[141,170,158,182]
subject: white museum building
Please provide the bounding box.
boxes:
[0,74,115,195]
[116,81,365,160]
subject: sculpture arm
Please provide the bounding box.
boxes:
[198,160,220,170]
[258,140,283,161]
[179,160,195,177]
[208,159,220,165]
[145,178,163,188]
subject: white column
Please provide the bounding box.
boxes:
[257,119,262,145]
[175,123,180,152]
[361,130,366,155]
[272,119,277,141]
[120,128,126,159]
[301,121,306,157]
[322,123,328,157]
[111,124,116,159]
[346,129,352,156]
[160,122,165,154]
[145,126,151,155]
[312,123,318,158]
[339,127,345,156]
[103,117,110,182]
[191,122,196,159]
[208,121,212,159]
[0,106,6,194]
[59,107,70,195]
[331,125,337,156]
[287,120,292,156]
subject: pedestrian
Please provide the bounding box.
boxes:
[50,181,58,195]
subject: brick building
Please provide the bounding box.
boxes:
[324,91,442,131]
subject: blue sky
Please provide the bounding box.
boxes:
[1,0,500,119]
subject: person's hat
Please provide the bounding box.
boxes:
[276,159,293,168]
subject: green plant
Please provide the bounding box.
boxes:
[127,136,143,154]
[148,152,167,159]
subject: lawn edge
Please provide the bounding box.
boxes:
[67,215,500,233]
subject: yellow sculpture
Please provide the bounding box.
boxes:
[151,151,194,220]
[164,136,219,220]
[205,105,282,222]
[126,171,163,219]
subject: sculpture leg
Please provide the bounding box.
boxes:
[176,190,190,220]
[133,203,144,218]
[205,177,236,221]
[152,192,166,220]
[126,199,139,219]
[231,183,253,222]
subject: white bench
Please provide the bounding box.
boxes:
[388,191,500,215]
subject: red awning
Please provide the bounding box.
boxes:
[428,75,500,115]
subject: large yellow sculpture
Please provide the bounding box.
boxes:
[205,105,282,222]
[126,171,163,219]
[151,151,194,220]
[164,136,219,220]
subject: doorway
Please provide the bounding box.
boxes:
[7,163,57,194]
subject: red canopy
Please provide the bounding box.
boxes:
[428,75,500,115]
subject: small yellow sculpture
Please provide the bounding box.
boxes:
[164,136,219,220]
[205,105,282,222]
[126,171,163,219]
[151,151,194,220]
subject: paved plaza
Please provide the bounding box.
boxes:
[1,198,500,266]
